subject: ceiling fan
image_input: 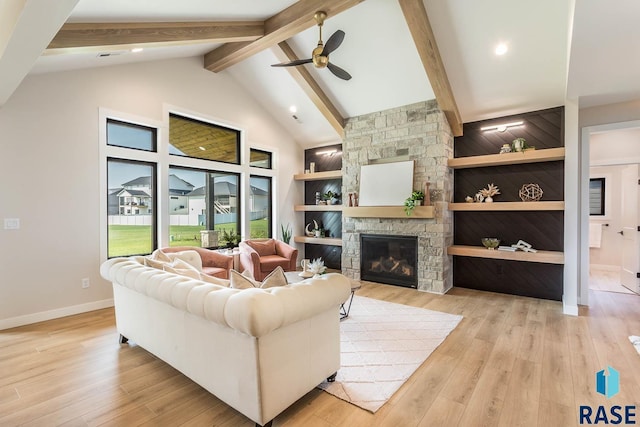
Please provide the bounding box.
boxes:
[271,11,352,80]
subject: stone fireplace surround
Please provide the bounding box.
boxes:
[341,100,454,294]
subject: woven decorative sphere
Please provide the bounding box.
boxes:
[519,183,543,202]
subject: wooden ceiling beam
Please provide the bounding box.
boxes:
[47,21,264,53]
[275,41,345,138]
[398,0,463,136]
[204,0,365,72]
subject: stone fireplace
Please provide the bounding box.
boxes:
[341,100,454,293]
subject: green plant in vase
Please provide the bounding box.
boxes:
[323,191,341,205]
[219,229,241,249]
[404,190,425,216]
[280,223,292,244]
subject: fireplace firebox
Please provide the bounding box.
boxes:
[360,234,418,288]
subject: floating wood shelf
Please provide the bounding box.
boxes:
[343,206,435,219]
[447,147,565,169]
[293,170,342,181]
[447,245,564,264]
[294,204,343,212]
[448,201,564,211]
[293,236,342,246]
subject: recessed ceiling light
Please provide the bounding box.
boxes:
[198,146,206,151]
[131,47,144,53]
[289,105,297,114]
[495,43,508,56]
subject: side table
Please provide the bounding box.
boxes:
[340,280,361,320]
[283,272,361,320]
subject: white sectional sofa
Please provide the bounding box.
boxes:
[100,256,351,427]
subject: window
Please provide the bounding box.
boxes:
[249,175,272,238]
[589,177,606,216]
[169,114,240,164]
[250,149,272,169]
[107,119,156,151]
[168,167,241,247]
[103,110,276,258]
[107,159,156,257]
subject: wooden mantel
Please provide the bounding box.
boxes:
[343,206,434,219]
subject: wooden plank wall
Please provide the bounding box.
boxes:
[452,107,564,300]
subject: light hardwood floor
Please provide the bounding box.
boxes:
[1,283,639,426]
[589,266,636,295]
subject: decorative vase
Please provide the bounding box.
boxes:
[485,196,493,203]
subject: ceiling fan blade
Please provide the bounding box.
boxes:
[271,58,313,67]
[321,30,345,56]
[327,62,352,80]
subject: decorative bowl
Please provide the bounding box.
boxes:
[481,238,500,250]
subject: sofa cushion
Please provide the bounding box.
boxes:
[259,255,290,272]
[246,239,276,256]
[260,266,288,289]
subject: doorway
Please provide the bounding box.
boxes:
[586,125,640,295]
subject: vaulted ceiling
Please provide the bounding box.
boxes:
[2,0,639,148]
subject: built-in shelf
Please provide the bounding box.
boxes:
[447,147,565,169]
[294,204,343,212]
[447,245,564,264]
[293,170,342,181]
[293,236,342,246]
[448,201,564,211]
[343,206,434,219]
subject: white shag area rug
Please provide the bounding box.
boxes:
[317,295,463,412]
[630,336,640,356]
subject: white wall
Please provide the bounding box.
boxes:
[0,57,303,328]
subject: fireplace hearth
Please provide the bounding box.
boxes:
[360,234,418,288]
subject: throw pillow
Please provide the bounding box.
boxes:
[144,248,172,269]
[260,266,288,289]
[246,239,276,256]
[165,250,203,271]
[199,273,230,287]
[164,265,201,280]
[229,269,259,289]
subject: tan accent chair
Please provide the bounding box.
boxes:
[239,239,298,281]
[161,246,233,279]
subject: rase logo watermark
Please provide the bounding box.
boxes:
[596,366,620,398]
[579,366,636,425]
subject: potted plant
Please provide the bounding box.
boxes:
[280,223,292,244]
[323,191,340,205]
[511,137,528,152]
[404,190,425,216]
[219,229,241,249]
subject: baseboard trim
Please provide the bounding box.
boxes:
[563,300,579,316]
[0,299,114,331]
[590,264,619,272]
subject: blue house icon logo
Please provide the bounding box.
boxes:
[596,366,619,398]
